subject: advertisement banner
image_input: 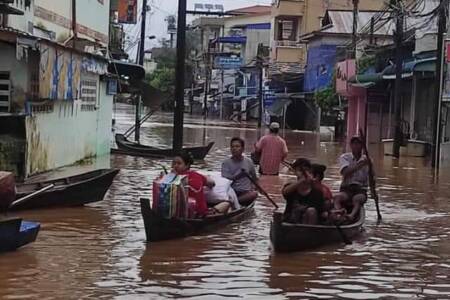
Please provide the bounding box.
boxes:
[118,0,138,24]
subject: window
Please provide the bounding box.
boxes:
[80,75,98,111]
[0,72,10,113]
[276,18,299,41]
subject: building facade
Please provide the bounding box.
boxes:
[270,0,385,68]
[0,0,114,179]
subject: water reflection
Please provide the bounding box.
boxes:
[0,104,449,299]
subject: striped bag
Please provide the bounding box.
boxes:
[152,174,189,219]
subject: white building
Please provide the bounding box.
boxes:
[0,0,116,178]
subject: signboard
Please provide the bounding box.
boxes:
[118,0,138,24]
[264,92,276,108]
[214,57,243,69]
[107,79,118,95]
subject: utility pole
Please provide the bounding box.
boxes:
[72,0,77,48]
[134,0,147,143]
[352,0,359,58]
[220,68,224,119]
[203,41,211,119]
[173,0,187,152]
[392,0,404,158]
[257,55,263,128]
[432,0,447,168]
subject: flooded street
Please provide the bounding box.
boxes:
[1,104,449,299]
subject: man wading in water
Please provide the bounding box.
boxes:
[255,122,288,176]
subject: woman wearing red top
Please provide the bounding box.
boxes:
[172,152,227,217]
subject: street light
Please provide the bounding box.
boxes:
[147,35,156,40]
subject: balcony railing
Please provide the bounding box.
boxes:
[273,40,304,48]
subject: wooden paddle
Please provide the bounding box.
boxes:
[359,129,382,222]
[241,170,279,209]
[9,184,55,209]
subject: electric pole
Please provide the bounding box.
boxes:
[432,0,447,168]
[352,0,359,58]
[257,51,263,128]
[393,0,404,158]
[173,0,187,152]
[134,0,148,143]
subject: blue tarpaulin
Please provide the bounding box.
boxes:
[304,44,337,92]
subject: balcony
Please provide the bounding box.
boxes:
[273,40,303,48]
[272,41,305,63]
[109,23,127,60]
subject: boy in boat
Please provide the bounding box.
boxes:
[334,136,369,223]
[221,137,258,206]
[282,158,326,225]
[311,163,333,223]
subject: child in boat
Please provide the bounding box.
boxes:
[282,158,326,225]
[311,163,333,224]
[172,152,230,217]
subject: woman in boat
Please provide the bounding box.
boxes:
[282,158,326,225]
[172,152,230,217]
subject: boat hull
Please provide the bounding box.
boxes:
[114,134,214,160]
[140,197,255,242]
[270,208,365,252]
[0,219,40,252]
[13,169,120,210]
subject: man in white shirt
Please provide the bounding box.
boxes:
[334,136,369,223]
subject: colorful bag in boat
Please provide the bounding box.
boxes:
[152,173,189,219]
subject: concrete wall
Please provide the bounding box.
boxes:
[274,46,305,63]
[96,80,113,156]
[25,78,112,176]
[244,29,270,63]
[272,1,305,17]
[304,0,386,34]
[34,0,109,45]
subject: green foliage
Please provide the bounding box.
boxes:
[147,68,175,95]
[357,55,376,74]
[314,87,339,111]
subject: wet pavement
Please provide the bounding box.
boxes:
[1,103,449,299]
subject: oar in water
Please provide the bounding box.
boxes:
[241,170,279,209]
[9,184,55,209]
[291,161,352,245]
[359,129,382,222]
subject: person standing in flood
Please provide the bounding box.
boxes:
[255,122,288,175]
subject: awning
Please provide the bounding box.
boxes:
[108,60,145,81]
[214,36,247,44]
[382,57,436,80]
[267,98,292,117]
[349,73,383,88]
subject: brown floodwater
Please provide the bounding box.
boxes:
[1,104,449,299]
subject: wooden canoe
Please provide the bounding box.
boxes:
[12,169,120,210]
[0,218,40,252]
[270,207,365,252]
[114,134,214,160]
[140,197,255,242]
